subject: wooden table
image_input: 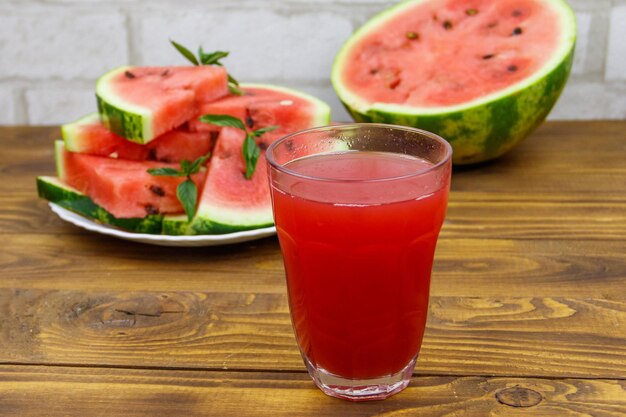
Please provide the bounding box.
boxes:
[1,122,625,416]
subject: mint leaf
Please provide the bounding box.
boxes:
[180,159,191,174]
[188,152,211,174]
[177,179,198,221]
[252,125,279,137]
[199,49,230,66]
[227,73,239,86]
[228,83,244,96]
[199,114,246,130]
[170,39,199,66]
[147,167,184,177]
[243,134,261,179]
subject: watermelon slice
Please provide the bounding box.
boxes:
[55,141,206,219]
[332,0,576,164]
[96,66,228,144]
[37,176,163,234]
[62,113,216,162]
[163,84,332,235]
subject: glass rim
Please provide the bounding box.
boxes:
[265,123,453,183]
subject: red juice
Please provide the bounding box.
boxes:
[271,151,450,379]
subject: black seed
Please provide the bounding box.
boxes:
[507,65,518,72]
[482,54,495,60]
[258,142,268,151]
[512,9,522,17]
[149,185,165,197]
[512,27,523,36]
[432,14,438,21]
[210,131,219,141]
[245,108,254,128]
[370,68,379,75]
[466,9,478,16]
[124,71,136,79]
[145,205,159,215]
[388,79,401,90]
[443,20,453,30]
[406,31,419,40]
[487,22,498,28]
[147,148,157,161]
[161,69,170,77]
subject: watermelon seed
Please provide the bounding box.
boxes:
[443,20,453,30]
[512,10,522,17]
[245,108,255,128]
[406,31,419,40]
[144,205,159,215]
[388,79,401,90]
[147,148,157,161]
[149,185,166,197]
[259,142,268,151]
[124,70,136,79]
[482,54,495,60]
[466,9,478,16]
[507,65,518,72]
[161,69,170,77]
[487,22,498,28]
[370,68,379,75]
[512,27,523,36]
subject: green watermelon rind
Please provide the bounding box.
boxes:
[182,83,332,235]
[331,0,577,164]
[37,176,163,234]
[96,66,153,144]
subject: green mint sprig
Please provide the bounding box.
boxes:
[147,152,211,221]
[198,114,278,179]
[170,39,243,95]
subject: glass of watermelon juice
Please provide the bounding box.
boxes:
[266,123,452,401]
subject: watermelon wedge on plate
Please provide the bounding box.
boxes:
[97,66,228,144]
[332,0,576,164]
[163,83,332,235]
[62,113,215,162]
[55,141,206,219]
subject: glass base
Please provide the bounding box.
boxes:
[303,355,416,401]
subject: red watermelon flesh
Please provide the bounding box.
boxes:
[341,0,562,107]
[198,127,271,213]
[64,114,215,162]
[58,144,206,218]
[189,85,323,143]
[107,66,228,137]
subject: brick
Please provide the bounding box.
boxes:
[26,86,97,125]
[571,13,591,75]
[0,86,17,125]
[139,10,353,82]
[606,5,626,81]
[0,12,128,80]
[548,82,626,120]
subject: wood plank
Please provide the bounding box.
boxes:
[1,233,624,297]
[0,365,624,417]
[5,192,626,241]
[1,290,624,378]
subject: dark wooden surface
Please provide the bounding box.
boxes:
[0,122,625,415]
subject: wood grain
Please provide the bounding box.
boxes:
[1,290,624,379]
[0,365,624,417]
[1,233,624,297]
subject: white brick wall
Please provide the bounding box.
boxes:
[0,0,624,125]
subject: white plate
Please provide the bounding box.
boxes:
[49,203,277,247]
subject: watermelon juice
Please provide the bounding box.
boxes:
[267,124,452,401]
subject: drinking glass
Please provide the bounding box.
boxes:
[266,123,452,401]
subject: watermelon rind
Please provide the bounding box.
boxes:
[187,83,332,235]
[61,113,101,152]
[331,0,577,164]
[37,176,163,234]
[96,66,154,144]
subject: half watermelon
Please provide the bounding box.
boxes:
[96,66,228,144]
[332,0,576,164]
